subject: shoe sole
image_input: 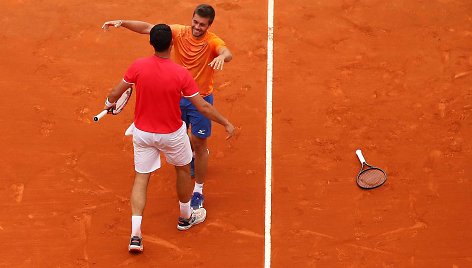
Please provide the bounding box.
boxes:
[128,246,143,253]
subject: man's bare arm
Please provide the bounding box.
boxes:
[208,47,232,70]
[188,94,235,139]
[102,20,154,34]
[102,80,132,110]
[219,47,233,62]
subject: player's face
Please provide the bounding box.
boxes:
[191,14,211,38]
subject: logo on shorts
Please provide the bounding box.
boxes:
[197,129,206,135]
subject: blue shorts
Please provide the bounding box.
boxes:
[180,94,213,139]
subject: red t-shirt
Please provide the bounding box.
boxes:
[123,55,199,133]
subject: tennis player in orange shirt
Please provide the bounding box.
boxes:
[102,4,233,210]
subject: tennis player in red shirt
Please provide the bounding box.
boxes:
[103,24,235,253]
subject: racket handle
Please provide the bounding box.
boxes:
[356,149,366,164]
[93,110,108,122]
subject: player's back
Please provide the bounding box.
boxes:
[125,55,198,134]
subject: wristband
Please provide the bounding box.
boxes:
[105,98,116,108]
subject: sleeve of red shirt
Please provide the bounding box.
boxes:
[181,69,200,98]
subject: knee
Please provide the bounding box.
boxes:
[191,137,207,152]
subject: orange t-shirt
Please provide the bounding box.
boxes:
[170,24,226,97]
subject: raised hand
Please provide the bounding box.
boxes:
[102,20,123,31]
[208,55,226,70]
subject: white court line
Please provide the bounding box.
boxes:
[265,0,274,267]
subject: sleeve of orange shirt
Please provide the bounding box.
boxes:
[209,35,226,55]
[170,24,185,39]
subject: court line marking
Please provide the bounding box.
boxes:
[265,0,274,267]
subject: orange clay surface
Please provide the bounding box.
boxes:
[1,0,471,267]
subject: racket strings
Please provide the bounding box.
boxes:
[112,88,132,114]
[358,168,386,188]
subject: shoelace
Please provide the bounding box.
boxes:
[130,237,141,245]
[179,215,192,224]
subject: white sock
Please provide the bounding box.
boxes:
[179,201,192,219]
[131,215,142,237]
[193,182,204,194]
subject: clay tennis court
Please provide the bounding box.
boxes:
[1,0,471,267]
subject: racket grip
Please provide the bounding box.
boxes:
[356,149,366,163]
[93,110,108,122]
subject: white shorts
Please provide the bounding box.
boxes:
[131,122,192,173]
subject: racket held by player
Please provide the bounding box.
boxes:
[93,109,109,122]
[355,149,387,189]
[93,87,133,122]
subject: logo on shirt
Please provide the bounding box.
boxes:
[197,130,206,135]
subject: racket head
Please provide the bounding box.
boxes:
[356,166,387,189]
[111,87,133,115]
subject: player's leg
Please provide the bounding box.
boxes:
[161,122,194,211]
[131,172,152,215]
[161,122,207,230]
[128,172,151,252]
[129,128,161,252]
[176,164,206,231]
[187,94,213,209]
[130,172,151,231]
[174,152,206,231]
[175,164,193,218]
[191,135,209,186]
[180,98,197,178]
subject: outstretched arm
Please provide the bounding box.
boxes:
[102,20,154,34]
[188,95,235,139]
[208,47,233,70]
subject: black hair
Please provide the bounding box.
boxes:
[193,4,215,25]
[150,24,172,52]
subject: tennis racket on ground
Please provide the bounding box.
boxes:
[355,149,387,189]
[93,87,133,122]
